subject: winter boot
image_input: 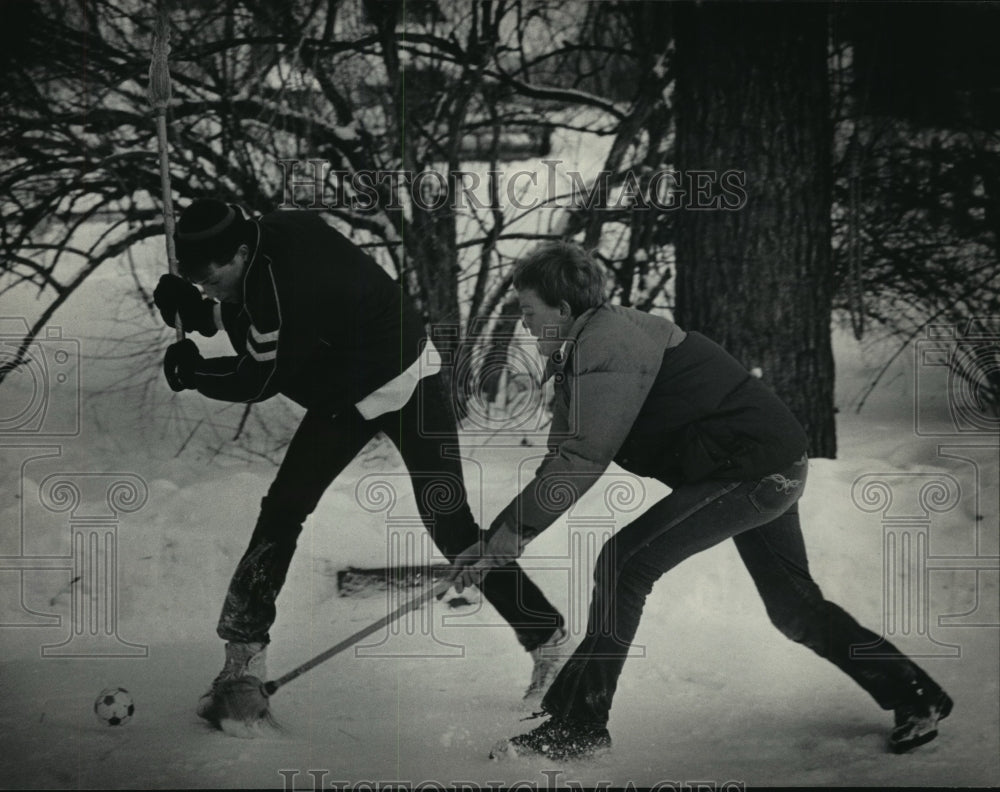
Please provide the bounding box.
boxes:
[523,626,571,705]
[889,681,953,753]
[196,641,267,720]
[490,715,611,761]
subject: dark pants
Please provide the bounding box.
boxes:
[542,455,943,725]
[216,373,563,650]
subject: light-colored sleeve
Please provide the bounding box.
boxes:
[493,336,661,537]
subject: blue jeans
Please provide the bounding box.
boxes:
[541,455,942,725]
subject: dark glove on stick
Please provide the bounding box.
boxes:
[163,339,202,392]
[153,274,217,335]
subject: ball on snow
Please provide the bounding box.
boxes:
[94,687,134,726]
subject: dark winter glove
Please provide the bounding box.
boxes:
[153,274,217,335]
[163,338,202,392]
[446,520,528,594]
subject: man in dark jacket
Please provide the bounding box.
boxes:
[154,199,567,722]
[449,241,952,760]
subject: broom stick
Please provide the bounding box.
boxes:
[262,578,454,696]
[148,2,183,341]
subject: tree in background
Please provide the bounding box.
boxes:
[672,2,836,457]
[2,1,995,459]
[0,0,620,446]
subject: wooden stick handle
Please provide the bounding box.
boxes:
[149,4,182,340]
[264,578,453,695]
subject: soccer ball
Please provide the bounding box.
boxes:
[94,687,134,726]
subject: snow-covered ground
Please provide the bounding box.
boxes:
[1,258,997,791]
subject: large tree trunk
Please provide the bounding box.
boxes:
[408,202,464,416]
[673,2,836,458]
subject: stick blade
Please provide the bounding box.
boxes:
[199,676,275,737]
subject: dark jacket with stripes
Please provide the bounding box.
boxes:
[189,210,426,415]
[494,303,809,537]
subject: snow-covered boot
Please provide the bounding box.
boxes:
[523,626,571,705]
[889,681,953,753]
[490,715,611,761]
[196,641,267,720]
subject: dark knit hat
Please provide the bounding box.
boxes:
[174,199,253,277]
